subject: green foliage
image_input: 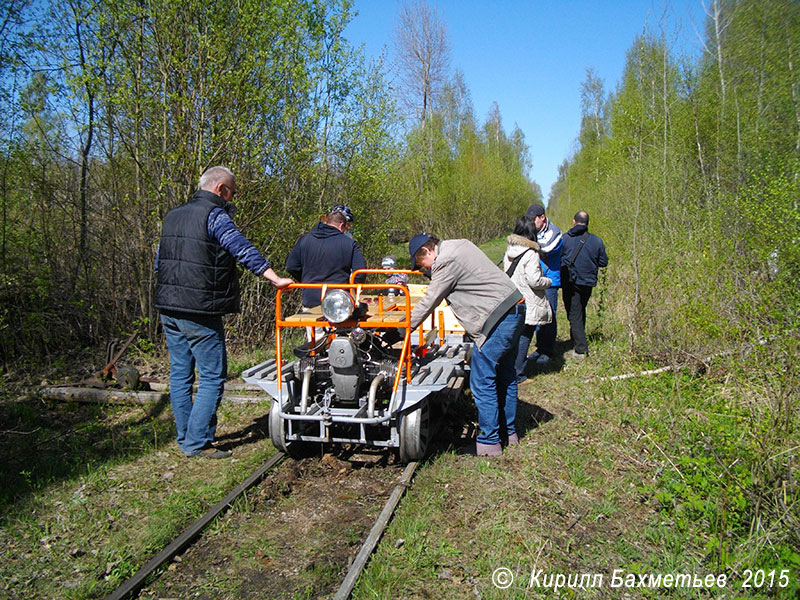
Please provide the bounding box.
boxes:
[626,368,799,586]
[549,1,800,585]
[394,100,538,243]
[550,0,800,356]
[0,0,538,367]
[0,0,398,360]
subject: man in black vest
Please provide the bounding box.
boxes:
[561,211,608,358]
[155,166,292,458]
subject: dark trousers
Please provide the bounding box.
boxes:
[535,286,559,356]
[562,282,593,355]
[515,323,536,378]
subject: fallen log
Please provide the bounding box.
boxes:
[597,364,676,382]
[147,381,263,393]
[32,386,268,405]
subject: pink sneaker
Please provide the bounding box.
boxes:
[507,433,519,446]
[457,442,503,456]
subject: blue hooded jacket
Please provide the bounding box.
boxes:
[286,221,367,307]
[560,224,608,287]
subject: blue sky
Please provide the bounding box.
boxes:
[344,0,709,203]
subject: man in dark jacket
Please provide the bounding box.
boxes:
[560,211,608,358]
[155,166,293,458]
[285,205,367,308]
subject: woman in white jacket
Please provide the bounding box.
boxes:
[503,216,552,382]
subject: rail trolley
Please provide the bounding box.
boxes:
[242,269,471,462]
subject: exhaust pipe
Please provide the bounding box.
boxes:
[367,372,386,418]
[300,365,313,414]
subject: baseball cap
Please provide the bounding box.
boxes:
[525,204,545,218]
[409,233,433,269]
[330,204,354,223]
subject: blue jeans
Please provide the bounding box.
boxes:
[535,287,559,356]
[469,307,525,445]
[160,313,227,456]
[515,324,536,378]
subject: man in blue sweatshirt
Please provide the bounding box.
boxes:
[285,205,367,308]
[561,211,608,357]
[155,166,293,458]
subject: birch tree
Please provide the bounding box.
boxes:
[393,0,451,123]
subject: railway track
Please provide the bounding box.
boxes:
[105,449,418,600]
[103,275,470,599]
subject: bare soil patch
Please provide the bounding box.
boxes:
[138,450,404,600]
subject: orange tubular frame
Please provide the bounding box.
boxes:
[274,276,420,398]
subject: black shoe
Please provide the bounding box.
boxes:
[192,446,232,459]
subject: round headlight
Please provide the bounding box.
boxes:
[320,289,355,323]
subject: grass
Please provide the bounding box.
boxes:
[353,366,799,597]
[350,297,800,599]
[2,235,798,599]
[0,399,176,508]
[0,398,276,599]
[478,236,509,264]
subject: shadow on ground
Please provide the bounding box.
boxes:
[520,333,606,377]
[427,383,555,457]
[0,394,174,512]
[515,399,555,442]
[214,411,270,452]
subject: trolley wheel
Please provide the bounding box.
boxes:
[269,400,290,453]
[398,400,430,463]
[269,400,310,457]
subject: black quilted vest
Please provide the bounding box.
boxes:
[154,190,240,315]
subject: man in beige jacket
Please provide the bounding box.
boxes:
[409,233,525,456]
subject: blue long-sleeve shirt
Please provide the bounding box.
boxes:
[155,206,270,275]
[207,207,270,275]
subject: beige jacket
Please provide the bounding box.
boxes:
[410,239,522,348]
[503,234,552,326]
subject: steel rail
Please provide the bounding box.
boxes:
[104,451,286,600]
[333,460,420,600]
